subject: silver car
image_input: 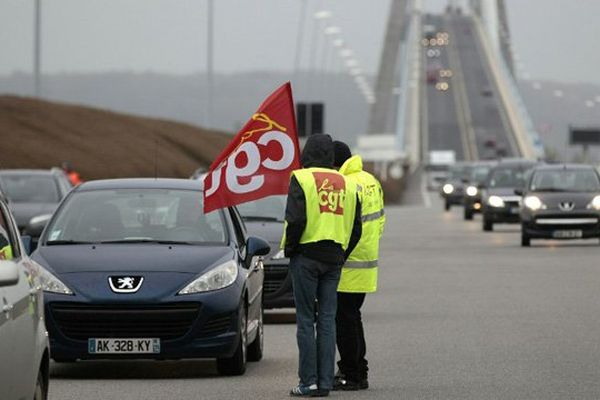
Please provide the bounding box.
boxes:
[0,196,49,400]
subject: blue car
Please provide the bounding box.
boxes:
[31,178,269,376]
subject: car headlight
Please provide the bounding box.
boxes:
[442,183,454,194]
[488,195,505,208]
[178,260,238,294]
[524,195,545,211]
[39,267,73,295]
[587,195,600,210]
[466,186,478,197]
[271,249,286,260]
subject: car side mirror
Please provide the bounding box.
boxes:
[24,214,52,238]
[514,188,524,196]
[21,235,32,256]
[246,236,270,259]
[0,261,19,287]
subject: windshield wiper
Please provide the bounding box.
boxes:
[242,216,283,222]
[98,239,195,245]
[45,240,94,245]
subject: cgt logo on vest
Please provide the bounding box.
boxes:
[313,172,346,215]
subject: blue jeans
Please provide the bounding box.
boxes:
[290,254,342,391]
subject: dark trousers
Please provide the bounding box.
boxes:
[290,254,342,391]
[336,292,368,382]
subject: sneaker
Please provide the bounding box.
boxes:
[290,384,320,397]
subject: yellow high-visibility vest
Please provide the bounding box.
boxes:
[0,244,13,260]
[337,156,385,293]
[283,167,358,251]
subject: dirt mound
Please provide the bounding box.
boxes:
[0,95,231,180]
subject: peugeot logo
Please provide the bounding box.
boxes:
[558,201,575,212]
[108,276,144,293]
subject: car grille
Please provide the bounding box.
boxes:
[50,303,200,341]
[264,264,289,295]
[199,314,232,337]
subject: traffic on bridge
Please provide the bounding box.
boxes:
[1,0,600,399]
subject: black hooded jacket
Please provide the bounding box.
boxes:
[284,134,362,265]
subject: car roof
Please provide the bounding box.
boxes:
[493,160,538,168]
[0,169,56,176]
[532,164,596,172]
[76,178,205,192]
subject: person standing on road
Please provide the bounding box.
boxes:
[332,141,385,391]
[283,134,362,397]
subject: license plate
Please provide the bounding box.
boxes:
[552,230,582,239]
[88,338,160,354]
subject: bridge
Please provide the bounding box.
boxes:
[358,0,545,204]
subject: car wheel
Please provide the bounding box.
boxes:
[216,305,247,376]
[483,217,493,231]
[521,233,531,247]
[247,307,264,362]
[34,368,47,400]
[444,200,450,211]
[464,208,473,220]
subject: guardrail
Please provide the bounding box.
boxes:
[395,8,422,167]
[472,16,544,160]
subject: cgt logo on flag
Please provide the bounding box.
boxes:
[203,82,301,213]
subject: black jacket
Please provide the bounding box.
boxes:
[284,134,362,265]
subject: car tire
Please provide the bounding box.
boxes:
[464,208,473,220]
[216,305,247,376]
[521,233,531,247]
[483,217,493,232]
[444,200,450,211]
[34,368,48,400]
[247,308,264,362]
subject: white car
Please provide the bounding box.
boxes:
[0,196,49,400]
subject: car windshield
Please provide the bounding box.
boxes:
[45,189,226,245]
[530,169,600,192]
[236,195,286,222]
[488,166,532,188]
[0,173,59,203]
[448,165,470,180]
[470,166,492,184]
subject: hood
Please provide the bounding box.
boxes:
[487,187,520,197]
[301,134,334,168]
[9,202,57,229]
[32,244,235,275]
[339,155,363,176]
[243,220,284,257]
[532,192,597,210]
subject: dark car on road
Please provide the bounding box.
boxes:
[519,164,600,247]
[237,195,293,309]
[462,161,497,220]
[481,160,538,231]
[441,162,472,211]
[0,168,72,234]
[32,178,270,376]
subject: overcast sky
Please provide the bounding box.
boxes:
[1,0,599,85]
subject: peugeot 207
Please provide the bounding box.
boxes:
[519,164,600,246]
[31,178,270,376]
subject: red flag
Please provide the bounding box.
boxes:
[203,82,301,213]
